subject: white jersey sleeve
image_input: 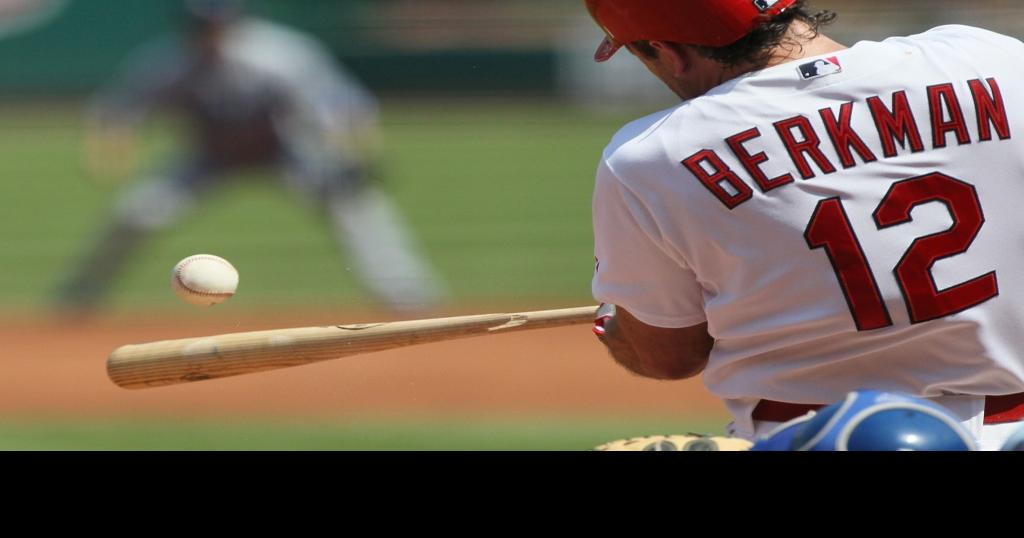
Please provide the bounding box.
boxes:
[592,158,706,328]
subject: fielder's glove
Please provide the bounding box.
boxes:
[592,434,753,451]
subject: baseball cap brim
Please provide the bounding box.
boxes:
[594,36,622,62]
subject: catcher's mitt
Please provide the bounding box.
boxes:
[592,433,752,451]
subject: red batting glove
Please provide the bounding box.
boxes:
[593,303,617,336]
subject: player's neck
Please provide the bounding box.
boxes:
[665,22,848,101]
[763,20,847,69]
[702,22,846,95]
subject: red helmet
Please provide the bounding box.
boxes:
[585,0,798,62]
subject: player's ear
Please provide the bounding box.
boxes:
[649,41,691,77]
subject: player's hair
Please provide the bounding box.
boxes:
[631,1,836,69]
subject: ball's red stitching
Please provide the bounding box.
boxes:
[174,255,237,298]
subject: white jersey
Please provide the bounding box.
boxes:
[591,25,1024,435]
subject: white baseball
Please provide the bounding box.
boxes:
[170,254,239,306]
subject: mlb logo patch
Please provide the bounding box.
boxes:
[797,56,842,80]
[753,0,780,11]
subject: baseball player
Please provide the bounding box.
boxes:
[585,0,1024,450]
[55,0,445,313]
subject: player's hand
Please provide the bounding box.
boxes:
[592,302,617,336]
[82,125,140,185]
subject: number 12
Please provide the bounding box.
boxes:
[804,172,998,331]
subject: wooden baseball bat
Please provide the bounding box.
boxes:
[107,305,598,389]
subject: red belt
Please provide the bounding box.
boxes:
[752,392,1024,425]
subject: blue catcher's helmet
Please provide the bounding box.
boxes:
[787,390,977,451]
[1001,423,1024,451]
[750,412,816,451]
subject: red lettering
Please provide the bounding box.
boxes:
[873,173,998,323]
[773,115,836,179]
[819,102,878,169]
[682,150,753,209]
[867,91,925,158]
[928,83,971,148]
[805,197,893,331]
[968,78,1011,141]
[725,127,794,192]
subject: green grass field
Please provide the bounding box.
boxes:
[0,100,725,451]
[0,417,726,450]
[0,100,645,312]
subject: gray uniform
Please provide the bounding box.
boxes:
[58,17,444,311]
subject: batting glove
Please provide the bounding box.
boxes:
[593,303,616,336]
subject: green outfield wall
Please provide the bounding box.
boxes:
[0,0,557,96]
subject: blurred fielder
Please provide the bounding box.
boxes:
[56,0,445,313]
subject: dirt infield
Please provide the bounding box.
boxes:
[0,310,727,420]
